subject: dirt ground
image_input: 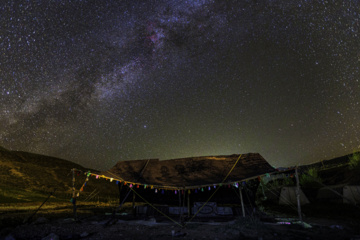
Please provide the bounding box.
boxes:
[1,203,360,240]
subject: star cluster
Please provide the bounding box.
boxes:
[1,0,359,170]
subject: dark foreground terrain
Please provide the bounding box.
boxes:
[1,202,360,240]
[1,148,360,239]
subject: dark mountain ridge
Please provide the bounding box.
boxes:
[0,147,116,203]
[1,146,358,203]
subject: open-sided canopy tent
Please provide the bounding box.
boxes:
[70,154,278,221]
[99,153,275,190]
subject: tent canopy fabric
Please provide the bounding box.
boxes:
[100,153,275,189]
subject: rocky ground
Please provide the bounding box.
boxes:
[1,203,360,240]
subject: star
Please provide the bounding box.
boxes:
[0,0,359,170]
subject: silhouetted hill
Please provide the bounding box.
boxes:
[0,147,118,203]
[0,146,10,152]
[298,151,360,185]
[1,146,359,204]
[303,154,351,169]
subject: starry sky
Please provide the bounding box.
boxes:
[1,0,359,170]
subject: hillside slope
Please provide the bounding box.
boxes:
[300,151,360,185]
[1,146,359,204]
[0,147,118,203]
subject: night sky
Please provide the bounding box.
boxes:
[1,0,359,170]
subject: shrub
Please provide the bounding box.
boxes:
[265,179,280,190]
[348,151,360,170]
[264,176,294,189]
[299,168,322,188]
[282,177,295,186]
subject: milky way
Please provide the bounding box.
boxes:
[1,0,359,170]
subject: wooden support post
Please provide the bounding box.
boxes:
[132,191,136,216]
[187,190,191,217]
[295,167,303,224]
[71,169,77,219]
[118,184,123,205]
[182,190,186,209]
[178,190,182,223]
[72,169,75,198]
[182,189,186,223]
[239,186,245,217]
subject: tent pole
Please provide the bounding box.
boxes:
[182,189,186,224]
[178,190,182,223]
[295,167,303,224]
[239,186,245,217]
[118,184,123,205]
[132,191,136,216]
[187,190,191,217]
[72,168,77,219]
